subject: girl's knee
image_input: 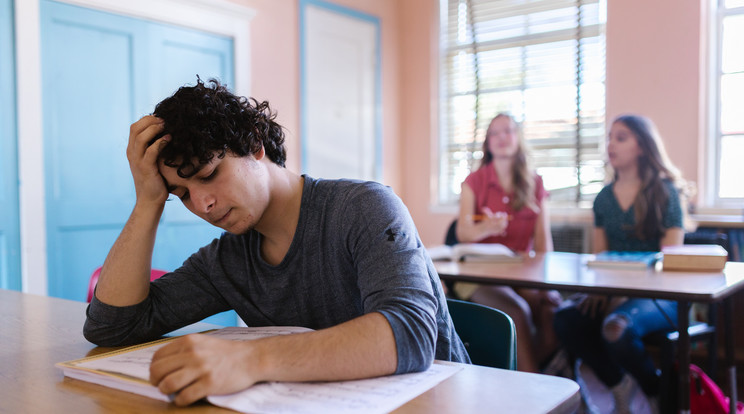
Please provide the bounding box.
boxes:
[601,314,630,343]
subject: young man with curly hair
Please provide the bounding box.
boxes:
[84,78,469,406]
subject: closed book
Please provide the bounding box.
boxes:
[662,244,728,271]
[587,251,662,270]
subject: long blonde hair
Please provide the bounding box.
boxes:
[480,113,537,212]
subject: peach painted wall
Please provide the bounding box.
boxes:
[239,0,403,192]
[244,0,301,173]
[239,0,711,246]
[397,0,453,246]
[606,0,707,200]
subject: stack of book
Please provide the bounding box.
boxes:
[661,244,728,271]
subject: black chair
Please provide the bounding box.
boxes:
[443,220,460,299]
[445,219,459,247]
[447,298,517,370]
[650,231,728,413]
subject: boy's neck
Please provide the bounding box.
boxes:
[254,166,304,266]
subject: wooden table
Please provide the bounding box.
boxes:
[435,252,744,414]
[0,289,580,413]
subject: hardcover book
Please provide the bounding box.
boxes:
[662,244,728,271]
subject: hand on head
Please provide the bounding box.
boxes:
[127,116,171,207]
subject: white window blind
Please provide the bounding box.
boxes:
[439,0,606,206]
[713,0,744,203]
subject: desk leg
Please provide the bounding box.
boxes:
[725,298,737,414]
[678,300,690,414]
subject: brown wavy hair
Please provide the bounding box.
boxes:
[480,113,537,212]
[609,115,687,240]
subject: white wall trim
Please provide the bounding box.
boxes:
[15,0,46,295]
[15,0,254,295]
[48,0,255,96]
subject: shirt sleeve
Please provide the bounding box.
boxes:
[534,174,548,203]
[340,183,439,374]
[83,239,231,346]
[463,168,482,195]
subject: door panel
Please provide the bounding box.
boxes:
[302,3,380,181]
[41,1,237,326]
[0,0,21,290]
[42,2,146,299]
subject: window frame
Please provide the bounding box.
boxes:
[436,0,607,209]
[707,0,744,208]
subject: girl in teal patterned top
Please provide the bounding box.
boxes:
[593,115,685,252]
[593,178,682,252]
[555,115,687,413]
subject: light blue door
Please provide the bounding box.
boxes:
[41,1,237,326]
[0,0,21,291]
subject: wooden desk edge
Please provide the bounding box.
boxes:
[436,272,735,302]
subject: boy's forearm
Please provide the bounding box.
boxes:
[151,312,401,406]
[256,312,398,382]
[94,202,164,306]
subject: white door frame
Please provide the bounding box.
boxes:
[15,0,254,294]
[299,0,382,182]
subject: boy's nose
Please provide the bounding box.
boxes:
[192,190,215,214]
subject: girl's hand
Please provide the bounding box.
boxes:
[575,294,609,318]
[479,207,509,237]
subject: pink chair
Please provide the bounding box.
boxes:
[86,266,169,303]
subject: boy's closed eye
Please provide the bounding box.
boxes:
[199,167,218,182]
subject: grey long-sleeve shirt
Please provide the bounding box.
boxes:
[84,176,470,373]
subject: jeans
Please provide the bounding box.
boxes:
[553,296,678,396]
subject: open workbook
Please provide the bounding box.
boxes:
[57,326,461,414]
[427,243,522,263]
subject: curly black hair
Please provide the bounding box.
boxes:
[153,77,286,178]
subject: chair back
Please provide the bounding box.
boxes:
[445,219,459,246]
[684,231,729,257]
[86,266,168,303]
[447,298,517,370]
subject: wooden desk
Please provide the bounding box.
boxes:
[435,252,744,414]
[0,289,580,414]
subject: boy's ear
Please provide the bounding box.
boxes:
[254,145,265,161]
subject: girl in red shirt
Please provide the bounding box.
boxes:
[456,113,560,373]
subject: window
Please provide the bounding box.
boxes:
[711,0,744,203]
[439,0,606,206]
